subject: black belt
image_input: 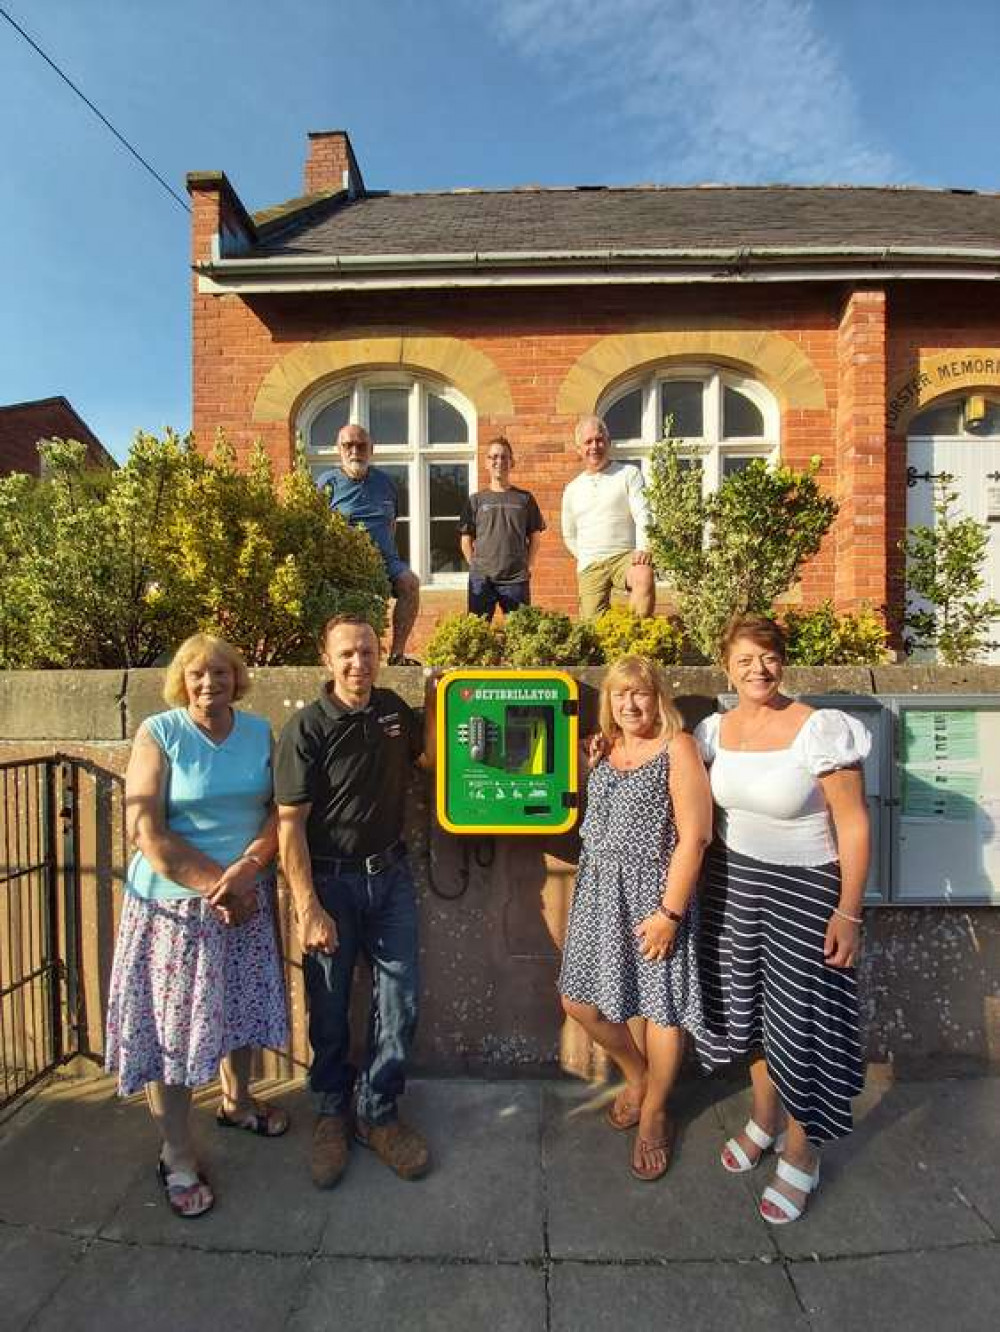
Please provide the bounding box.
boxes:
[311,840,407,877]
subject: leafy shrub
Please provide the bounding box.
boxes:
[591,606,683,664]
[902,474,1000,664]
[0,431,388,669]
[646,439,837,660]
[782,602,889,665]
[423,613,503,667]
[502,606,602,668]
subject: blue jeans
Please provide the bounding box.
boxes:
[468,574,531,620]
[304,858,419,1125]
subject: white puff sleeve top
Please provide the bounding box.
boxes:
[693,708,871,867]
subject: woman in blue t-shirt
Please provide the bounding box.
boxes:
[105,634,289,1218]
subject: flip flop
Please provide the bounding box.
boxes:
[157,1158,214,1218]
[216,1100,290,1137]
[630,1130,673,1182]
[604,1089,642,1131]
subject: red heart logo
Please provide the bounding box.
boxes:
[460,688,474,701]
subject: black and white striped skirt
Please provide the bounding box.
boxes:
[696,842,865,1143]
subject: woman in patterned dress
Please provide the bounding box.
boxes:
[559,656,713,1180]
[695,615,871,1225]
[105,634,289,1218]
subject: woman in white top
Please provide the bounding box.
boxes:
[694,615,871,1225]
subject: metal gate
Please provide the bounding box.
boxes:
[0,756,103,1112]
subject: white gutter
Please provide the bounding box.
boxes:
[195,243,1000,293]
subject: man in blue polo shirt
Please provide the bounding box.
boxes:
[327,424,421,665]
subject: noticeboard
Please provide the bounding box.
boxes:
[891,697,1000,904]
[435,669,579,835]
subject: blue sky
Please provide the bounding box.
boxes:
[3,0,1000,461]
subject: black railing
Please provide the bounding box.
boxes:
[0,756,118,1112]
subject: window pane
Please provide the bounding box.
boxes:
[429,462,469,518]
[393,520,411,566]
[909,401,963,436]
[379,464,410,518]
[369,388,409,445]
[428,393,468,443]
[429,462,469,574]
[659,380,703,439]
[965,398,1000,434]
[723,386,764,438]
[309,395,350,450]
[604,389,643,441]
[722,455,760,478]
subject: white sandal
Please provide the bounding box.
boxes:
[760,1157,820,1225]
[720,1118,787,1174]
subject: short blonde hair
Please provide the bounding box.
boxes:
[598,655,682,744]
[162,634,251,707]
[574,414,609,447]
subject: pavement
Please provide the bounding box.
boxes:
[2,1069,1000,1332]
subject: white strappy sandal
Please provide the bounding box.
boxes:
[720,1118,787,1174]
[760,1156,820,1225]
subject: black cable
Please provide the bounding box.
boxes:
[0,5,190,214]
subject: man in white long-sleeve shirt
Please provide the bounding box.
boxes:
[561,415,655,619]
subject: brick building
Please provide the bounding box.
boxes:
[187,130,1000,655]
[0,396,115,477]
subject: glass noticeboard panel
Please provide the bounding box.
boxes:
[892,699,1000,904]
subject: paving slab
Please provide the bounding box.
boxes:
[318,1080,544,1260]
[25,1241,306,1332]
[790,1244,1000,1332]
[543,1079,776,1261]
[716,1077,994,1258]
[0,1224,84,1332]
[896,1077,1000,1232]
[288,1256,546,1332]
[100,1090,330,1254]
[0,1084,149,1235]
[550,1258,809,1332]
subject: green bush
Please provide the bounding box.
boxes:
[591,606,683,664]
[423,613,503,667]
[782,602,889,665]
[502,606,602,668]
[0,431,388,669]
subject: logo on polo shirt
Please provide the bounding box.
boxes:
[378,711,403,737]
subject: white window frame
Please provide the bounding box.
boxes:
[598,365,780,495]
[299,373,477,587]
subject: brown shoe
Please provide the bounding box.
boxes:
[311,1114,351,1189]
[355,1117,430,1180]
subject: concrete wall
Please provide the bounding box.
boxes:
[2,665,1000,1082]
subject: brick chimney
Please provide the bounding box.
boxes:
[304,130,365,197]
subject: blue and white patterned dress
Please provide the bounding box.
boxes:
[558,748,705,1034]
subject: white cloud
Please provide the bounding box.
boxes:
[484,0,897,184]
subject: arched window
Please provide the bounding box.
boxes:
[299,374,476,585]
[598,366,779,492]
[909,393,1000,437]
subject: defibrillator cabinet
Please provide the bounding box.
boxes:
[435,670,579,834]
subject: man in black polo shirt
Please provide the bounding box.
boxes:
[275,614,430,1188]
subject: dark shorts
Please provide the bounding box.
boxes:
[468,575,531,619]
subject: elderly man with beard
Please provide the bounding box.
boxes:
[327,424,421,665]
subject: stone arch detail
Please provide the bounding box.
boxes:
[888,350,1000,435]
[252,329,514,423]
[555,326,827,415]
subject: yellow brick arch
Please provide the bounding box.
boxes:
[556,327,827,416]
[252,330,514,423]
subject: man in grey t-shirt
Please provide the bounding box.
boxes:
[459,436,546,620]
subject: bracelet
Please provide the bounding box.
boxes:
[656,904,684,925]
[833,906,863,925]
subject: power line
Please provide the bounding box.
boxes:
[0,5,190,214]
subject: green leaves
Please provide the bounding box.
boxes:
[645,437,838,660]
[0,430,389,668]
[903,475,1000,664]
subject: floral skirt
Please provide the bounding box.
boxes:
[105,881,289,1096]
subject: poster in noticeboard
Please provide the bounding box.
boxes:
[894,702,1000,903]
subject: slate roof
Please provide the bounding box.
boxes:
[247,185,1000,260]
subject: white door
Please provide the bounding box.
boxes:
[906,435,1000,663]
